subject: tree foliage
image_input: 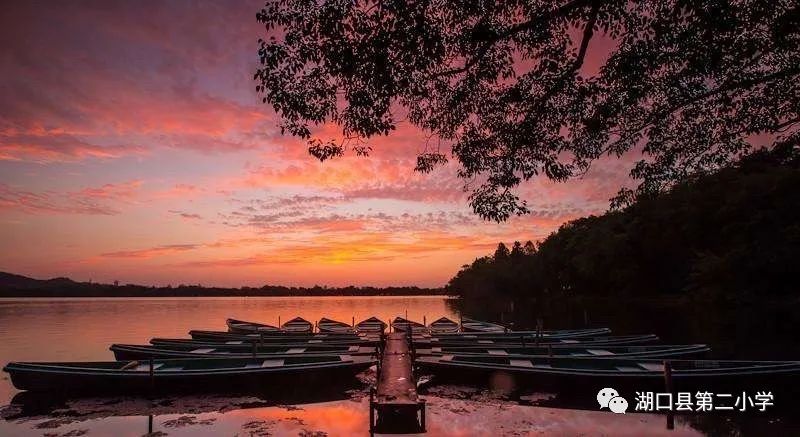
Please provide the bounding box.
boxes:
[447,145,800,301]
[255,0,800,220]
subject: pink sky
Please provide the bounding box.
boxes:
[0,1,631,287]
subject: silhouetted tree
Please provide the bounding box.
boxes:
[255,0,800,220]
[523,241,537,256]
[447,146,799,301]
[493,242,510,260]
[510,241,525,259]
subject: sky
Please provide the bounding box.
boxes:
[0,1,631,287]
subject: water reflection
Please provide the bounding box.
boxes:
[1,296,796,435]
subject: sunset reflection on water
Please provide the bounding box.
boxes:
[0,297,744,436]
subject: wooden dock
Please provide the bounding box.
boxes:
[369,331,426,433]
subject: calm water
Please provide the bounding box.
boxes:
[0,296,793,436]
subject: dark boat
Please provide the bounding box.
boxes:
[187,330,376,344]
[317,317,355,334]
[355,317,387,334]
[418,334,659,347]
[416,344,711,359]
[416,355,800,393]
[459,318,507,333]
[3,355,375,394]
[226,318,280,333]
[391,316,426,333]
[281,317,313,333]
[111,344,376,360]
[151,338,375,350]
[428,317,460,334]
[432,327,612,339]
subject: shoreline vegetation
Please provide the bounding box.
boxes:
[0,272,446,298]
[447,146,799,324]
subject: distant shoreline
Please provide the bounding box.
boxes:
[0,272,448,298]
[0,291,452,298]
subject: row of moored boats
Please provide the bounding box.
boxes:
[4,316,800,396]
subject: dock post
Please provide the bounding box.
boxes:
[459,315,463,331]
[369,386,375,433]
[278,315,281,328]
[664,360,674,430]
[663,360,673,393]
[419,398,427,431]
[423,315,426,327]
[352,316,355,327]
[149,358,155,392]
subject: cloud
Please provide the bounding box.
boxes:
[0,180,143,215]
[101,244,199,259]
[168,210,203,220]
[0,133,148,163]
[176,231,498,268]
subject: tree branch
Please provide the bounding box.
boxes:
[432,0,600,78]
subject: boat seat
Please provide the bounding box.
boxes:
[586,349,613,356]
[616,366,645,372]
[261,359,285,367]
[286,348,306,354]
[431,347,442,353]
[638,362,664,371]
[477,340,494,344]
[442,355,455,361]
[338,355,353,362]
[190,348,216,353]
[559,339,579,343]
[532,364,553,369]
[348,346,359,352]
[488,350,508,355]
[159,366,184,371]
[509,359,535,368]
[225,341,243,345]
[307,340,323,343]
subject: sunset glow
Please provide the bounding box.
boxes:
[0,1,627,287]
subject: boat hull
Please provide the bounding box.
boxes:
[416,358,800,397]
[4,358,374,395]
[112,344,376,360]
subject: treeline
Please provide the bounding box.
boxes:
[0,273,446,297]
[448,145,799,303]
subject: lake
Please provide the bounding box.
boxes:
[0,296,795,436]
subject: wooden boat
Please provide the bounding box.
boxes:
[459,317,507,332]
[416,344,711,359]
[226,318,280,334]
[151,338,374,350]
[428,317,460,334]
[432,327,612,339]
[355,317,387,334]
[111,344,376,360]
[418,334,659,347]
[391,317,426,333]
[416,355,800,393]
[187,330,375,344]
[3,355,375,394]
[318,317,355,334]
[282,317,313,333]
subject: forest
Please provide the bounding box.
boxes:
[447,145,799,305]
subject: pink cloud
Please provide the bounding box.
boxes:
[0,180,143,215]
